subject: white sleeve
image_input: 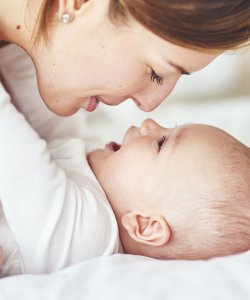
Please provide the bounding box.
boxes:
[0,84,116,274]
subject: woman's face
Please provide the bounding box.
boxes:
[31,1,220,116]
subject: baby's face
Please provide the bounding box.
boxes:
[88,119,233,217]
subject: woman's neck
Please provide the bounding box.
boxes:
[0,0,40,51]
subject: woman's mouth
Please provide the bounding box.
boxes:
[130,97,141,107]
[86,96,100,112]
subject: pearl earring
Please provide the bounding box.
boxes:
[59,12,72,23]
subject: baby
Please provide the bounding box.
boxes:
[88,118,250,260]
[1,82,250,276]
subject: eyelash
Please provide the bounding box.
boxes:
[150,69,164,86]
[157,135,167,151]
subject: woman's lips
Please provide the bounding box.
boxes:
[86,96,100,112]
[130,97,141,107]
[85,96,138,111]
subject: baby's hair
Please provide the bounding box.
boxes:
[209,140,250,256]
[162,135,250,260]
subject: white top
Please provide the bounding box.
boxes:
[0,45,120,276]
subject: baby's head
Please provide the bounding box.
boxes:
[88,118,250,259]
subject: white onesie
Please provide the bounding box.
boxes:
[0,45,120,276]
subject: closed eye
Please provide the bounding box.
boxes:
[157,135,167,151]
[151,69,164,86]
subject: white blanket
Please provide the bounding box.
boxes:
[0,251,250,300]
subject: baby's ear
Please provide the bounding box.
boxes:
[121,212,170,247]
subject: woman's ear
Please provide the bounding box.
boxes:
[121,212,171,247]
[57,0,89,22]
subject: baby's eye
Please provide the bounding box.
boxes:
[157,135,167,151]
[150,69,164,86]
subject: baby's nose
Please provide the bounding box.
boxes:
[140,118,160,135]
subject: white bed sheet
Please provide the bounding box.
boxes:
[1,251,250,300]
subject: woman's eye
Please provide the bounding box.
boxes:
[150,69,164,86]
[157,135,167,151]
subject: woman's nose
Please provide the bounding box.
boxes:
[138,95,165,112]
[140,118,160,136]
[134,77,179,112]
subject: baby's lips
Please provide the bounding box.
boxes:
[105,142,121,152]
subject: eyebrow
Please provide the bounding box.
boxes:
[167,60,191,75]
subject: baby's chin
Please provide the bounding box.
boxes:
[87,148,105,174]
[87,149,99,167]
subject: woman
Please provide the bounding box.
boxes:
[0,0,249,116]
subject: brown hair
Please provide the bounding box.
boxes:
[35,0,250,50]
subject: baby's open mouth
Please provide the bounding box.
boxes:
[105,142,121,152]
[112,142,121,152]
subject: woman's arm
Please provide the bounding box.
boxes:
[0,82,68,272]
[0,83,117,274]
